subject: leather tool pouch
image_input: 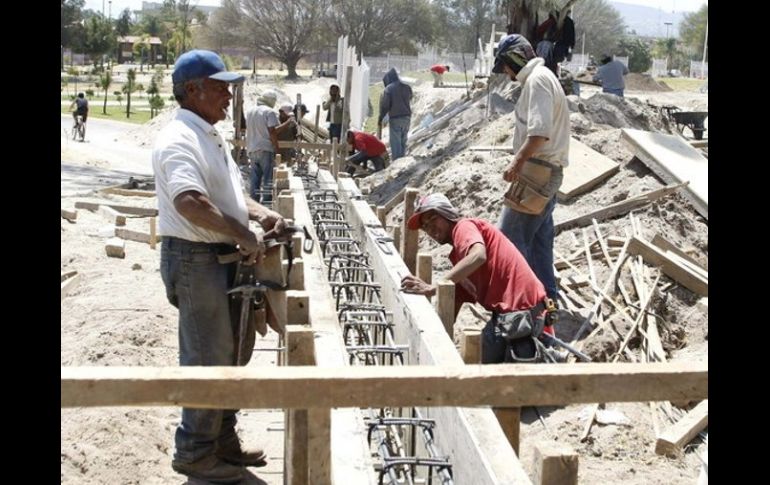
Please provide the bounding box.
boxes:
[503,159,553,215]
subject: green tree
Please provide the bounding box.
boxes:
[98,70,112,114]
[434,0,495,53]
[147,76,165,117]
[61,0,86,70]
[125,68,136,118]
[326,0,436,56]
[679,4,707,60]
[81,15,115,71]
[617,36,651,73]
[570,0,625,59]
[233,0,325,79]
[114,91,123,107]
[133,34,151,72]
[116,8,132,37]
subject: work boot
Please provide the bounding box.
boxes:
[216,434,268,468]
[171,454,244,483]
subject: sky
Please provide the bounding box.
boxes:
[84,0,707,19]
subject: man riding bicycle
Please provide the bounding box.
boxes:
[69,92,89,138]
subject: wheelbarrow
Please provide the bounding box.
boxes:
[670,111,708,140]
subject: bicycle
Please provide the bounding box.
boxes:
[72,114,86,142]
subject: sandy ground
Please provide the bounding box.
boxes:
[62,74,707,484]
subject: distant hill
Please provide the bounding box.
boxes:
[609,1,689,38]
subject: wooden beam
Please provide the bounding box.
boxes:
[115,227,160,245]
[403,188,420,273]
[533,441,579,485]
[75,201,158,217]
[655,400,708,456]
[384,188,406,214]
[651,234,706,272]
[61,208,78,221]
[98,206,126,226]
[61,272,81,300]
[276,193,295,219]
[254,244,287,335]
[436,280,456,338]
[60,361,708,409]
[392,224,402,255]
[105,238,125,258]
[101,187,156,198]
[416,253,433,286]
[313,105,320,144]
[554,183,687,233]
[460,328,481,364]
[286,291,309,326]
[494,407,521,455]
[284,325,314,485]
[284,259,304,290]
[149,217,156,250]
[277,141,332,151]
[376,206,387,227]
[627,236,707,296]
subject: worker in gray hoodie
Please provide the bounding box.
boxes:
[378,68,413,160]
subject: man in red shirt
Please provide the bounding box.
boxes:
[345,130,387,176]
[429,64,451,87]
[401,193,557,363]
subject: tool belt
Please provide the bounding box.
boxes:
[493,298,558,363]
[503,158,562,215]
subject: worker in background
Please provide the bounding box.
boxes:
[322,84,344,142]
[245,90,280,204]
[429,64,450,87]
[378,68,412,161]
[492,34,570,303]
[275,104,299,165]
[401,193,560,363]
[345,129,387,176]
[593,54,629,97]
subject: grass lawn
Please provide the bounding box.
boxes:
[61,104,154,124]
[655,77,705,91]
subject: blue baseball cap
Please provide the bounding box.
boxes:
[172,49,244,85]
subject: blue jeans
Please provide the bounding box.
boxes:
[160,237,239,463]
[249,150,274,204]
[389,116,411,160]
[498,165,562,299]
[347,151,385,173]
[603,87,624,97]
[328,123,342,142]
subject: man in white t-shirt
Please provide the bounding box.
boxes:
[153,49,287,484]
[492,34,570,302]
[245,90,280,204]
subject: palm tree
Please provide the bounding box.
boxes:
[125,68,136,119]
[99,70,112,114]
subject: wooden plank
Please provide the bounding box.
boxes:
[436,280,456,338]
[494,407,521,455]
[621,129,708,219]
[651,234,706,272]
[254,244,287,335]
[337,177,532,485]
[416,253,433,286]
[286,291,309,326]
[384,188,406,214]
[284,325,314,485]
[115,227,160,245]
[460,328,481,364]
[284,259,305,290]
[627,236,708,296]
[61,272,81,300]
[105,238,125,258]
[149,217,156,250]
[313,105,320,143]
[392,224,402,255]
[277,141,332,151]
[403,188,420,273]
[61,208,78,220]
[558,138,620,200]
[60,361,709,409]
[533,441,579,485]
[75,201,158,217]
[376,206,387,226]
[98,206,126,226]
[554,182,687,233]
[101,187,156,198]
[655,400,708,456]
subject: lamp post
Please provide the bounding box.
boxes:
[108,0,112,19]
[664,21,672,39]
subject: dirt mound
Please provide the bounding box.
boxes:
[626,73,672,92]
[581,93,672,132]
